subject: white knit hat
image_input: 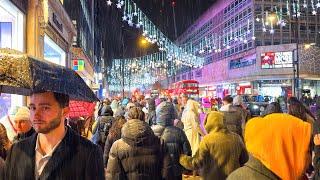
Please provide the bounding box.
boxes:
[233,95,243,106]
[14,106,30,121]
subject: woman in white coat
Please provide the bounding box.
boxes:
[181,99,206,156]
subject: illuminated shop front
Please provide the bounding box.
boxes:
[0,0,25,120]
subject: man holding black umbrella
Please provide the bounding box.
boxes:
[4,91,104,180]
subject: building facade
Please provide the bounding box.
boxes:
[64,0,104,98]
[174,0,320,98]
[0,0,27,130]
[0,0,76,138]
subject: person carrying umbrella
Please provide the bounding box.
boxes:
[4,91,104,180]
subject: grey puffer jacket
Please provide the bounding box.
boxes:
[106,119,162,180]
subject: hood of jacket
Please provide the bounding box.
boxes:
[245,113,311,180]
[156,101,176,127]
[204,111,226,133]
[121,119,156,146]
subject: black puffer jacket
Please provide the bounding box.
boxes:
[152,102,192,179]
[152,125,191,179]
[106,119,162,180]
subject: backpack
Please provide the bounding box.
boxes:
[92,116,113,149]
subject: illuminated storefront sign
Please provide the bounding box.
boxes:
[73,59,85,71]
[229,58,256,69]
[261,51,293,69]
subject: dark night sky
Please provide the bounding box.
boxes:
[96,0,216,65]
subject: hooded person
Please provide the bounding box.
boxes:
[151,101,191,180]
[227,113,312,180]
[91,105,114,150]
[106,107,163,180]
[180,111,248,180]
[181,99,205,156]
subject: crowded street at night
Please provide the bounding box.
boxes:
[1,0,320,179]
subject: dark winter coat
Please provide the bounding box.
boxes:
[220,106,243,137]
[12,128,35,143]
[103,117,127,167]
[148,98,157,125]
[4,127,104,180]
[106,119,162,180]
[91,107,114,150]
[227,155,280,180]
[152,125,191,179]
[152,101,192,179]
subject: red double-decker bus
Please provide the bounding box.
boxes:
[169,80,199,98]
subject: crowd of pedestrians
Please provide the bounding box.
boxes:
[0,90,319,179]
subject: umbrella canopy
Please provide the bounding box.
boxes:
[0,48,99,102]
[68,100,96,118]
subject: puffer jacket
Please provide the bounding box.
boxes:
[152,125,191,179]
[106,119,162,180]
[152,101,192,179]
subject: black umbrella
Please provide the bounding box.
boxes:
[0,48,99,102]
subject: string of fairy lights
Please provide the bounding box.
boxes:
[105,0,257,92]
[107,52,170,92]
[255,0,320,34]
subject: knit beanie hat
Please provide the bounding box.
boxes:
[14,106,30,121]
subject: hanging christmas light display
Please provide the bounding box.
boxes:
[106,0,256,92]
[255,0,320,34]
